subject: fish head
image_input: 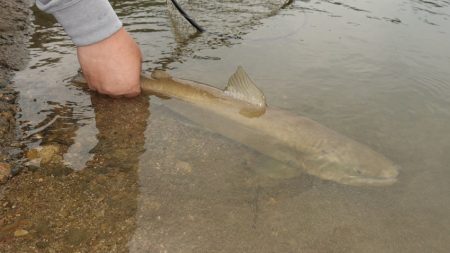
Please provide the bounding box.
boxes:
[338,156,399,186]
[305,147,399,186]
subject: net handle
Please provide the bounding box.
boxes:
[169,0,205,32]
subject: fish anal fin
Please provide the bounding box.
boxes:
[224,66,266,108]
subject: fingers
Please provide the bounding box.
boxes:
[77,28,142,97]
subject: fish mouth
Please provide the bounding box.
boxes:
[340,174,398,186]
[340,164,400,186]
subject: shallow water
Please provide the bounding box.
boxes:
[4,0,450,252]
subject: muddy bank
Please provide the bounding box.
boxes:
[0,0,33,182]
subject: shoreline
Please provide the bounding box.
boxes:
[0,0,33,184]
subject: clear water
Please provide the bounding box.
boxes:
[6,0,450,252]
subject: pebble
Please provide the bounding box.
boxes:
[14,229,29,237]
[0,162,11,184]
[175,160,192,174]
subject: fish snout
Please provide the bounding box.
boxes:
[379,164,399,179]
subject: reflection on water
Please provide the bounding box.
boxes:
[2,0,450,252]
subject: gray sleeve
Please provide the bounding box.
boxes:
[35,0,123,46]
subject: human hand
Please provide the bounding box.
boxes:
[77,28,142,97]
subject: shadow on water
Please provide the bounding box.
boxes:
[2,0,450,252]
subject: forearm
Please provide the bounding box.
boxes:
[35,0,142,97]
[35,0,122,46]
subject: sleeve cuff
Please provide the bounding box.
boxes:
[36,0,123,46]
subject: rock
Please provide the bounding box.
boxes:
[0,162,11,184]
[46,165,72,177]
[26,144,72,176]
[14,229,29,237]
[39,144,62,164]
[26,144,63,165]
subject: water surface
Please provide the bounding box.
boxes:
[3,0,450,252]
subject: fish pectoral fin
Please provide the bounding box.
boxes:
[224,66,266,108]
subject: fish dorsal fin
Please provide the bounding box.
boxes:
[151,69,172,80]
[224,66,266,108]
[72,71,87,84]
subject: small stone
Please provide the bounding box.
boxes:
[267,197,278,205]
[142,198,161,211]
[175,160,192,174]
[10,164,22,176]
[36,241,49,249]
[14,229,29,237]
[26,165,39,172]
[0,162,11,184]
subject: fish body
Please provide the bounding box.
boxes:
[139,67,399,186]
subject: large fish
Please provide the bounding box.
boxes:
[76,67,399,186]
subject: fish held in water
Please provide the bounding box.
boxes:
[75,67,399,186]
